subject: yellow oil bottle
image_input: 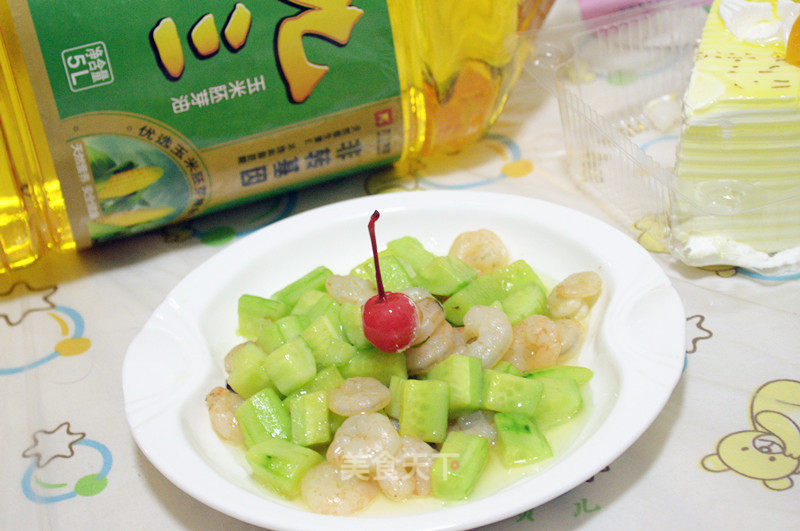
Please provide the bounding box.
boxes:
[0,0,553,273]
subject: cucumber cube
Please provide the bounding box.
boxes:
[295,365,345,395]
[245,438,323,497]
[256,315,304,353]
[301,313,356,367]
[414,255,478,296]
[263,337,316,395]
[237,295,289,340]
[226,342,272,398]
[351,255,413,292]
[384,375,406,419]
[524,365,593,385]
[272,266,333,307]
[285,391,330,446]
[338,302,370,349]
[431,431,489,500]
[426,353,483,416]
[494,412,553,466]
[340,347,407,385]
[235,387,291,446]
[501,284,548,324]
[444,260,546,325]
[482,370,543,417]
[290,290,327,317]
[399,379,449,443]
[526,376,583,428]
[385,236,435,273]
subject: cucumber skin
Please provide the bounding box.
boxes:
[399,379,449,443]
[263,338,317,395]
[295,365,345,396]
[524,365,593,385]
[340,348,407,385]
[226,342,272,398]
[385,375,406,419]
[238,295,289,340]
[235,387,291,447]
[386,236,435,273]
[494,412,553,466]
[431,431,489,500]
[245,438,323,497]
[413,255,478,297]
[425,353,483,416]
[526,376,583,428]
[272,266,333,308]
[482,370,543,418]
[285,391,331,446]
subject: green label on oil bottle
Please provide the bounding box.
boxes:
[18,0,401,245]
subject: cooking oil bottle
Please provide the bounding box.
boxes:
[0,0,553,273]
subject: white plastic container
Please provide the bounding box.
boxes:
[529,0,800,276]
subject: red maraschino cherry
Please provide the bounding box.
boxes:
[362,210,418,353]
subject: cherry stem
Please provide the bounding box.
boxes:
[368,210,386,301]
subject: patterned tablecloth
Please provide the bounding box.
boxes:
[2,3,799,529]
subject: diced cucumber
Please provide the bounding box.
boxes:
[272,266,333,308]
[524,365,593,385]
[226,342,272,398]
[340,347,407,385]
[245,438,323,497]
[413,255,478,296]
[350,255,413,292]
[384,375,406,419]
[494,412,553,466]
[295,365,345,396]
[338,302,370,349]
[235,387,291,446]
[482,370,543,417]
[285,391,330,446]
[526,376,583,428]
[386,236,435,273]
[399,379,449,443]
[290,290,327,317]
[493,360,523,376]
[426,354,483,416]
[301,313,356,367]
[431,431,489,500]
[237,295,289,340]
[263,337,316,395]
[255,315,304,353]
[444,260,546,325]
[501,284,548,324]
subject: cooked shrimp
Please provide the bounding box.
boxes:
[327,413,403,472]
[449,229,510,275]
[402,288,446,346]
[554,318,584,353]
[301,462,378,516]
[547,271,602,320]
[450,410,497,444]
[328,377,391,417]
[504,314,564,371]
[378,436,437,499]
[325,274,377,305]
[205,386,244,445]
[405,320,456,375]
[454,305,512,368]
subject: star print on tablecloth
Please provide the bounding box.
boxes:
[0,282,57,326]
[22,422,86,467]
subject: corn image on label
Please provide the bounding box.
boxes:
[7,0,401,246]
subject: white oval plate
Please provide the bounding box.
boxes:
[123,190,685,530]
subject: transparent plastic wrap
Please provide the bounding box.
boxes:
[528,0,800,276]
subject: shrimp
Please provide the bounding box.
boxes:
[223,341,253,374]
[301,462,378,516]
[504,314,583,371]
[205,386,244,445]
[378,436,437,499]
[327,413,403,473]
[402,288,446,346]
[325,274,376,305]
[450,410,497,444]
[547,271,602,320]
[448,229,510,275]
[404,320,456,375]
[454,305,512,368]
[328,377,391,417]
